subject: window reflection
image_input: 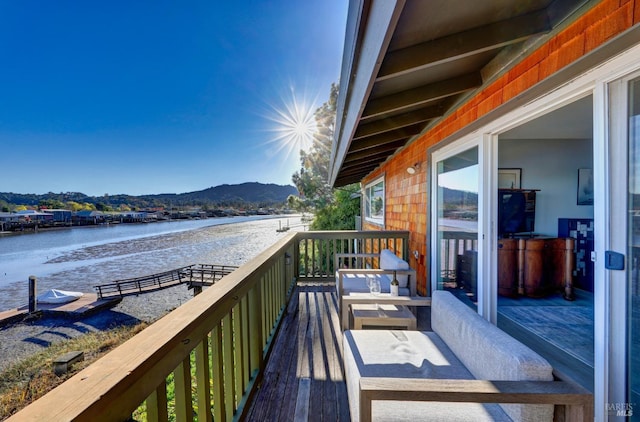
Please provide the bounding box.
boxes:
[436,147,479,309]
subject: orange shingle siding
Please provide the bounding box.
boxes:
[360,1,636,296]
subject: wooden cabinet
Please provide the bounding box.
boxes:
[497,239,519,297]
[498,237,575,299]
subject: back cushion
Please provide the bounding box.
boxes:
[431,290,554,422]
[379,249,410,287]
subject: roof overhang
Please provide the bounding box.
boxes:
[330,0,594,187]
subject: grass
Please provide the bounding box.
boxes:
[0,322,148,420]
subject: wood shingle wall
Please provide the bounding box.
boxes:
[362,0,640,296]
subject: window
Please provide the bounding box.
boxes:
[364,177,384,225]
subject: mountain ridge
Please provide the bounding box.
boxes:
[0,182,298,209]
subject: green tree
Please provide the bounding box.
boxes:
[39,199,66,209]
[291,83,360,230]
[311,185,360,230]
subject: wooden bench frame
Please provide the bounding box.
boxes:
[335,251,417,311]
[358,377,593,422]
[336,268,417,313]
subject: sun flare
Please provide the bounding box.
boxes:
[265,90,318,159]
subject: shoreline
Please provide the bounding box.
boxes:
[0,216,305,373]
[0,213,295,236]
[0,215,304,310]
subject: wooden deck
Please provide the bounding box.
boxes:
[245,283,350,421]
[244,283,431,421]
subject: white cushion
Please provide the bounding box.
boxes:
[379,249,410,287]
[431,291,554,422]
[338,273,411,296]
[343,330,510,421]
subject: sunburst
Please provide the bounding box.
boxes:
[265,88,318,160]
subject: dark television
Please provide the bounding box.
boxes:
[498,190,536,237]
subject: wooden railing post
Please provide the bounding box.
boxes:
[211,324,225,422]
[232,304,244,403]
[173,357,193,422]
[248,283,263,374]
[146,382,168,422]
[194,337,212,422]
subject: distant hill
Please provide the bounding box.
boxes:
[143,183,298,205]
[0,182,298,209]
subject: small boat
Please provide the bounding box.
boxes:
[37,289,84,304]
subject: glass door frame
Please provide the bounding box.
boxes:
[604,67,640,417]
[430,135,494,321]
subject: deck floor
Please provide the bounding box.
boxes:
[244,283,350,421]
[244,283,431,421]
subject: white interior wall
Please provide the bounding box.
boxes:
[498,138,594,236]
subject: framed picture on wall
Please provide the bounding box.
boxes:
[577,168,594,205]
[498,168,522,189]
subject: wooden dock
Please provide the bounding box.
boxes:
[0,293,121,326]
[94,264,238,299]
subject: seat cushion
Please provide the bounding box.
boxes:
[343,330,510,421]
[379,249,410,287]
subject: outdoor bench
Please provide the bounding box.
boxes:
[343,290,593,421]
[335,249,416,312]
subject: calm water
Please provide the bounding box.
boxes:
[0,215,296,309]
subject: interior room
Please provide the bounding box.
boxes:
[495,95,594,391]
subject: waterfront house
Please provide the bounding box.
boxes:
[15,209,54,223]
[39,208,73,225]
[330,0,639,419]
[0,212,22,232]
[73,210,106,225]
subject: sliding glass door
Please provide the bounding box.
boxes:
[433,145,479,310]
[608,72,640,419]
[625,76,640,420]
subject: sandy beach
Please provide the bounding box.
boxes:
[0,216,304,373]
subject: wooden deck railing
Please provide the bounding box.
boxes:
[295,230,410,282]
[8,230,408,422]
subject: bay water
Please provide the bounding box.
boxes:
[0,215,300,310]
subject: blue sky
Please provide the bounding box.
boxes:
[0,1,347,196]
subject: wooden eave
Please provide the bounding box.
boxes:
[330,0,594,187]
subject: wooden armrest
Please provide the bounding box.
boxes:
[359,378,593,422]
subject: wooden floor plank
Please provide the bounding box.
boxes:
[278,290,304,420]
[320,292,338,421]
[293,377,311,421]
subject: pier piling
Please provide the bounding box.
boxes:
[28,275,37,313]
